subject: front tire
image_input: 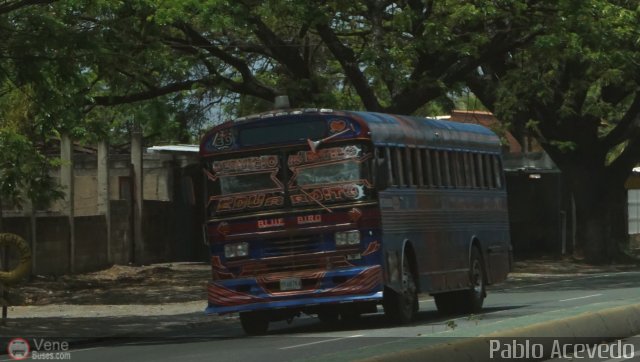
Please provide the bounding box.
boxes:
[384,253,418,324]
[240,311,269,335]
[462,247,486,313]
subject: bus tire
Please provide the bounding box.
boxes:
[433,291,461,315]
[383,253,418,324]
[239,311,269,335]
[0,233,31,285]
[434,247,486,315]
[462,246,486,313]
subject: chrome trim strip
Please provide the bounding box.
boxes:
[206,201,378,223]
[225,223,355,241]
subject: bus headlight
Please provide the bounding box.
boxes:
[335,230,360,247]
[224,242,249,258]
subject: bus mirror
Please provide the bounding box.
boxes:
[376,159,390,190]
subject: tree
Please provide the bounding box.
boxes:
[12,0,630,266]
[72,1,553,116]
[468,0,640,263]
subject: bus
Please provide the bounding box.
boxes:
[200,108,511,335]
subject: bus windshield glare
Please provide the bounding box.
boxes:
[293,160,362,186]
[205,143,373,215]
[219,172,278,195]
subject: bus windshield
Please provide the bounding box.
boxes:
[219,172,278,195]
[205,144,373,216]
[294,160,362,186]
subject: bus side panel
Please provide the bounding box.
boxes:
[379,187,511,294]
[378,189,455,295]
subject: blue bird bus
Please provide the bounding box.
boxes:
[200,109,511,334]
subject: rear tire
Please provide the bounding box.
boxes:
[383,253,418,324]
[240,311,269,335]
[434,291,461,315]
[434,246,486,315]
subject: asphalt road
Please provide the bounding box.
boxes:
[15,270,640,362]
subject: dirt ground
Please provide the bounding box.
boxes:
[5,257,640,307]
[7,262,210,306]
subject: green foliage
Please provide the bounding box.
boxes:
[0,129,63,210]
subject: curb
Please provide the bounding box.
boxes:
[359,303,640,362]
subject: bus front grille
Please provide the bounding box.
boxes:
[262,236,322,257]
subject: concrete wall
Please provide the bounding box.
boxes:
[2,215,109,275]
[34,216,70,275]
[0,151,206,275]
[109,200,132,265]
[506,170,571,257]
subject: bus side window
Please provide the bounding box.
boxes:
[475,153,485,188]
[452,151,463,188]
[492,155,504,189]
[422,149,433,187]
[433,150,442,187]
[469,152,478,188]
[462,152,472,188]
[462,151,470,188]
[385,147,395,186]
[403,147,413,187]
[374,147,388,189]
[484,154,494,188]
[392,147,404,187]
[413,148,423,187]
[441,151,452,187]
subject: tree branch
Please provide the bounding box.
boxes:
[166,24,277,101]
[600,92,640,149]
[315,22,382,111]
[0,0,55,15]
[248,16,311,79]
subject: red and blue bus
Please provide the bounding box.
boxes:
[200,109,511,334]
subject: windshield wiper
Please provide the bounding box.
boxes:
[306,128,351,153]
[298,187,333,213]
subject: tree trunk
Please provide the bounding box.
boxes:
[568,165,628,264]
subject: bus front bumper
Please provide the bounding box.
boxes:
[205,265,383,315]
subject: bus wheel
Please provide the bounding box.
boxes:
[239,311,269,335]
[463,247,486,313]
[434,292,460,315]
[383,254,418,324]
[434,247,486,315]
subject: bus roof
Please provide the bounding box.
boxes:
[347,111,500,150]
[200,109,502,155]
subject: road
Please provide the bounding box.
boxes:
[15,270,640,362]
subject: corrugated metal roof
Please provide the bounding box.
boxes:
[348,111,500,151]
[147,145,199,153]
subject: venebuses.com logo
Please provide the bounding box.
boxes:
[6,337,71,360]
[7,338,30,360]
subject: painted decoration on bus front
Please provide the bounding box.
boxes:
[287,145,373,206]
[288,145,361,167]
[328,119,349,133]
[209,129,234,150]
[205,155,284,213]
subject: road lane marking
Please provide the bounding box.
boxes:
[496,271,640,292]
[279,334,363,350]
[559,294,602,302]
